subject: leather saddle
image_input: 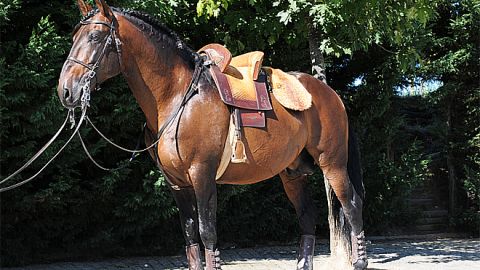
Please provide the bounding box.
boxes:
[198,43,272,128]
[198,44,312,166]
[199,43,274,164]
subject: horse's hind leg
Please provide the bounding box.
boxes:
[322,165,367,270]
[279,168,318,270]
[171,187,202,270]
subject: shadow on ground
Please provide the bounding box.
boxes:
[5,238,479,270]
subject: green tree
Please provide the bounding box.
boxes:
[421,0,479,231]
[197,0,438,79]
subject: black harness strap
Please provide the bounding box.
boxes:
[148,55,205,190]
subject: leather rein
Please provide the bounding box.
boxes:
[0,14,205,192]
[64,14,206,190]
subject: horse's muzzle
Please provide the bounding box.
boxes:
[60,87,81,109]
[58,75,90,109]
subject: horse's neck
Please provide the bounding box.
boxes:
[118,17,193,132]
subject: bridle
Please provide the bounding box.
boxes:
[0,11,206,192]
[66,12,206,190]
[66,15,123,112]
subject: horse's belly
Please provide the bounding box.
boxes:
[217,109,307,184]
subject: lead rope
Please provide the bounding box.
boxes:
[77,131,114,171]
[85,116,161,153]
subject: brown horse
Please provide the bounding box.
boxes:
[57,1,367,269]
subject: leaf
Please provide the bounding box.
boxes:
[277,10,291,24]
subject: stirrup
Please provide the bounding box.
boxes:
[351,231,368,270]
[231,136,247,163]
[231,108,247,163]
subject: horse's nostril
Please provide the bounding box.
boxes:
[63,87,72,102]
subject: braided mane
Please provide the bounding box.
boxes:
[74,7,195,63]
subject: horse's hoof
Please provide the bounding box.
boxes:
[353,258,368,270]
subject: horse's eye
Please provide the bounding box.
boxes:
[88,32,101,42]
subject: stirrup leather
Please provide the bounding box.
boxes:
[231,108,247,163]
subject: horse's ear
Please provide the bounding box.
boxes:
[77,0,92,16]
[94,0,113,19]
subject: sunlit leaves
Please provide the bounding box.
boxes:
[0,0,21,26]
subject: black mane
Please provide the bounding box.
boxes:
[75,8,195,64]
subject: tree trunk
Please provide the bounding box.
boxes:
[447,102,457,217]
[307,20,327,83]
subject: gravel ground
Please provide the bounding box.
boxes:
[5,237,479,270]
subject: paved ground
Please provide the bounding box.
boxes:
[5,237,479,270]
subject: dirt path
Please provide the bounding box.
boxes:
[5,237,479,270]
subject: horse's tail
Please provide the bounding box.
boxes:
[324,124,364,266]
[347,125,365,200]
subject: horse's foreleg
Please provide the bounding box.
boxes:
[279,170,318,270]
[171,187,202,270]
[323,167,367,270]
[190,164,220,270]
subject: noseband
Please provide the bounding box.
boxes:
[66,16,123,110]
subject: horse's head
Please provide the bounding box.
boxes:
[57,0,121,109]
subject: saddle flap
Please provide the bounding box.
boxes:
[209,65,272,111]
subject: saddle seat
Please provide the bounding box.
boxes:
[198,44,272,111]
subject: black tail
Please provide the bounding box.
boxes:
[347,125,365,200]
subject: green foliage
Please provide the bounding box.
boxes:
[422,0,480,232]
[0,0,21,26]
[197,0,439,72]
[1,0,478,267]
